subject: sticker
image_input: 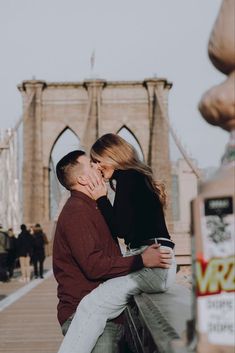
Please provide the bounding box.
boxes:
[201,197,234,260]
[205,197,233,216]
[198,292,234,345]
[197,196,235,346]
[196,256,235,296]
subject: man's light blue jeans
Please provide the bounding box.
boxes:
[58,247,176,353]
[62,319,124,353]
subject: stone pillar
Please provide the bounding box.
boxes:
[18,80,46,225]
[43,166,50,221]
[144,79,173,231]
[83,79,106,151]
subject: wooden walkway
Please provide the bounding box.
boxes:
[0,259,62,353]
[0,257,191,353]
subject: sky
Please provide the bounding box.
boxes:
[0,0,229,169]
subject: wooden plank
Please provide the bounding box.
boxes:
[0,269,62,353]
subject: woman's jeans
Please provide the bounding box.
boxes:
[58,246,176,353]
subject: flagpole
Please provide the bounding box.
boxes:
[90,49,96,78]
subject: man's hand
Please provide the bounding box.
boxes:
[141,244,173,269]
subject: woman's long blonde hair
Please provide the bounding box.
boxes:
[90,133,167,207]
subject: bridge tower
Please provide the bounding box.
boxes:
[18,77,173,229]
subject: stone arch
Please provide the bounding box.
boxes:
[43,123,81,168]
[117,125,144,161]
[48,127,80,220]
[48,126,80,166]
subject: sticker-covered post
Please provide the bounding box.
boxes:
[192,0,235,352]
[192,173,235,352]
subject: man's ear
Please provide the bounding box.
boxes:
[77,175,88,186]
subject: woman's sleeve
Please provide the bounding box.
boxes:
[112,172,137,240]
[96,196,118,240]
[97,171,139,242]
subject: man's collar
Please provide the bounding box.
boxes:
[70,190,96,205]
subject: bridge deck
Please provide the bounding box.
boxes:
[0,257,191,353]
[0,258,62,353]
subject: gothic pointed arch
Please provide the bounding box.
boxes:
[49,126,80,166]
[117,126,144,161]
[49,127,81,220]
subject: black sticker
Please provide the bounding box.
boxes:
[205,197,233,216]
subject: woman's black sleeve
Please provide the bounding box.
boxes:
[96,196,118,240]
[97,171,138,243]
[113,172,136,240]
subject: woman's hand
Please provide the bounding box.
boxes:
[85,171,108,200]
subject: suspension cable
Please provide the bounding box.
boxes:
[154,88,202,180]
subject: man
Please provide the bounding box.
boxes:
[32,224,48,279]
[53,150,172,352]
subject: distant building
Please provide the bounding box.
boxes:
[171,158,202,264]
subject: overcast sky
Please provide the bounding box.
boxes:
[0,0,228,168]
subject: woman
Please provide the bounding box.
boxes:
[89,133,174,254]
[58,134,176,353]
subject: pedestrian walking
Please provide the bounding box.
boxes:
[0,224,9,282]
[17,224,33,283]
[6,228,17,278]
[32,224,48,279]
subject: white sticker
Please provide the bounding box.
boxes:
[198,292,235,346]
[201,212,235,261]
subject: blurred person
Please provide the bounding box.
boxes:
[32,224,48,279]
[17,224,33,283]
[6,228,17,279]
[0,224,9,282]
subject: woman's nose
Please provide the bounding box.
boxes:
[97,163,102,170]
[92,162,100,170]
